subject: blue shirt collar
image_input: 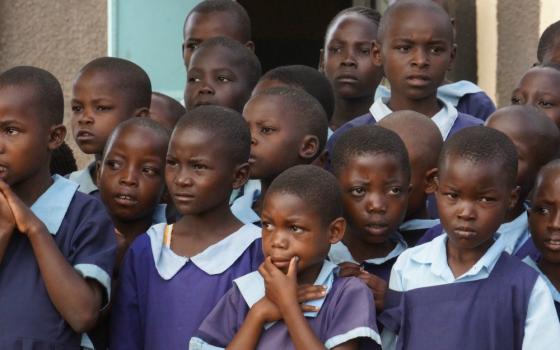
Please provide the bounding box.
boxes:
[496,210,530,255]
[231,180,261,225]
[31,175,78,235]
[328,232,408,266]
[68,162,98,195]
[523,256,560,303]
[399,218,440,231]
[234,260,338,325]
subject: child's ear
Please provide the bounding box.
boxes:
[318,49,325,73]
[311,149,329,168]
[133,107,150,117]
[95,160,102,185]
[244,41,255,52]
[47,124,66,151]
[232,162,250,190]
[509,185,521,210]
[430,173,440,194]
[327,217,346,244]
[372,40,383,67]
[449,44,457,68]
[299,135,320,161]
[424,168,439,194]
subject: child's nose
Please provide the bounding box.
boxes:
[548,210,560,231]
[119,168,138,186]
[198,83,214,95]
[457,201,476,220]
[366,193,387,213]
[77,109,94,124]
[411,48,429,67]
[341,51,357,67]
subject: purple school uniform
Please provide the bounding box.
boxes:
[456,92,496,121]
[191,261,381,349]
[0,175,116,349]
[379,253,538,350]
[110,223,263,350]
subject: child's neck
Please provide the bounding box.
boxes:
[112,213,154,243]
[343,228,396,262]
[538,259,560,292]
[171,201,242,257]
[446,238,494,278]
[330,94,375,130]
[297,261,324,286]
[387,93,441,118]
[13,167,53,206]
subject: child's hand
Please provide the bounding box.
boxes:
[0,180,47,237]
[297,284,326,312]
[252,296,282,323]
[0,190,15,236]
[339,262,387,311]
[259,256,300,314]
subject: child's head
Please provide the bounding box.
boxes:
[511,64,560,129]
[320,6,383,101]
[98,118,170,226]
[182,0,253,68]
[537,20,560,64]
[243,87,328,183]
[378,110,442,220]
[331,125,410,244]
[149,92,185,130]
[486,105,560,205]
[528,160,560,264]
[262,165,345,280]
[71,57,151,158]
[373,0,455,104]
[166,105,250,216]
[252,65,335,122]
[184,37,261,113]
[436,126,519,250]
[0,66,65,190]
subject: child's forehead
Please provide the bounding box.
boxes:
[522,67,560,87]
[184,11,244,40]
[109,125,168,153]
[327,13,377,40]
[190,46,245,71]
[382,6,452,42]
[441,154,504,180]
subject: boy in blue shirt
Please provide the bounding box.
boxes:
[0,66,116,348]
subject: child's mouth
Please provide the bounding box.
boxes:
[544,239,560,251]
[453,227,477,239]
[114,194,137,206]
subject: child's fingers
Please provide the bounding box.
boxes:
[338,264,361,277]
[300,304,320,313]
[297,285,326,303]
[287,256,299,280]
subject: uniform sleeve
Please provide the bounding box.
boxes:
[522,276,560,349]
[67,198,116,305]
[323,278,381,349]
[190,285,249,349]
[110,246,143,350]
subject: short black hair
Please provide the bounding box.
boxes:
[260,65,335,121]
[184,0,251,42]
[78,57,152,110]
[175,105,251,165]
[439,126,518,187]
[331,125,411,181]
[50,142,77,177]
[102,117,170,163]
[0,65,63,125]
[325,6,381,43]
[151,92,186,127]
[267,164,342,225]
[378,0,453,44]
[254,87,328,156]
[194,37,262,93]
[533,159,560,201]
[537,20,560,63]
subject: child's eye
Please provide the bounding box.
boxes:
[430,46,444,54]
[261,221,273,230]
[480,196,496,203]
[193,163,207,170]
[511,96,522,104]
[396,45,410,53]
[217,75,232,83]
[105,159,120,170]
[290,225,303,233]
[97,105,112,112]
[389,187,402,195]
[534,206,551,215]
[143,167,159,176]
[4,127,19,136]
[187,77,201,83]
[537,100,554,108]
[186,42,199,51]
[350,187,365,197]
[260,126,275,135]
[359,47,371,55]
[166,158,178,167]
[445,192,458,200]
[71,105,83,113]
[328,46,342,54]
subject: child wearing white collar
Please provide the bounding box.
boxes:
[191,165,381,349]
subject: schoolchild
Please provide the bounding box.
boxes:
[150,92,185,130]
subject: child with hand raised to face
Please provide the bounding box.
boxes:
[525,160,560,321]
[110,106,263,349]
[0,66,116,348]
[380,126,560,350]
[191,165,381,350]
[69,57,151,198]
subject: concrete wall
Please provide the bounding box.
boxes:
[0,0,107,168]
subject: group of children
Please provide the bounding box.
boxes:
[1,0,560,349]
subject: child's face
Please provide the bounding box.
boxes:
[183,11,247,68]
[511,68,560,128]
[185,46,251,113]
[71,70,137,156]
[374,9,454,102]
[261,191,340,282]
[322,14,382,99]
[528,167,560,264]
[337,153,409,244]
[98,126,167,223]
[165,127,235,216]
[436,155,517,251]
[243,96,304,181]
[0,85,54,187]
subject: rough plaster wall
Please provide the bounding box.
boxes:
[0,0,107,168]
[496,0,539,107]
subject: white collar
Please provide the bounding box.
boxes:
[411,232,506,281]
[234,260,338,323]
[329,233,407,266]
[523,256,560,303]
[437,80,483,106]
[399,218,440,231]
[147,222,261,279]
[370,95,459,140]
[496,211,530,254]
[31,175,78,235]
[68,162,98,194]
[231,179,261,224]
